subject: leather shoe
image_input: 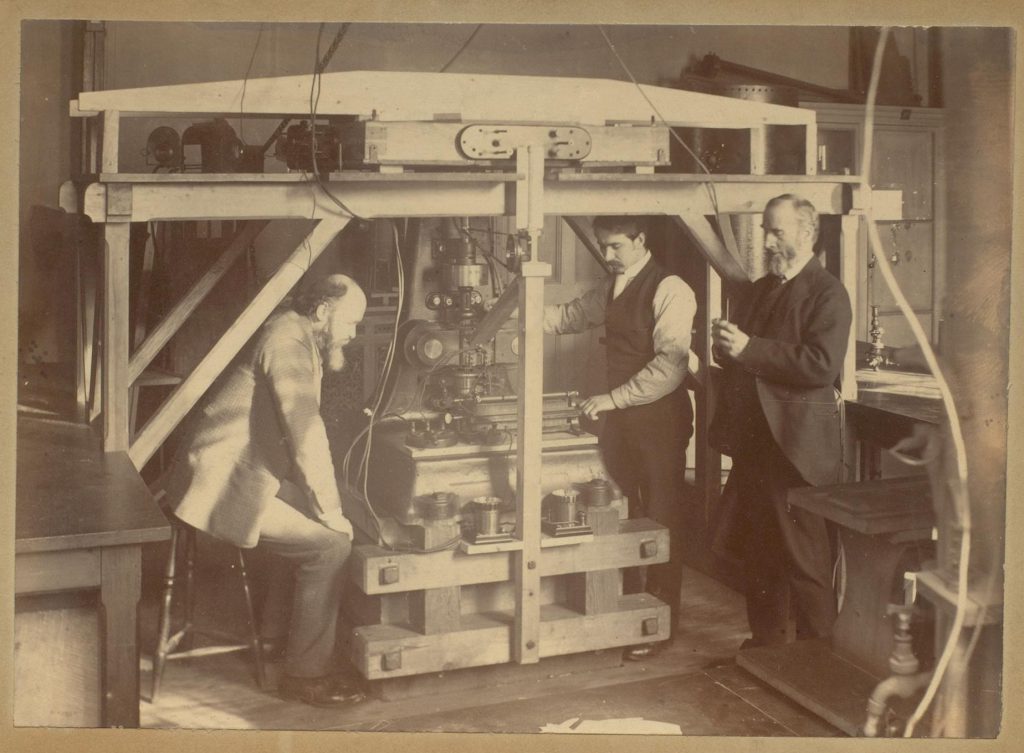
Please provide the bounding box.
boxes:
[624,640,670,661]
[278,674,365,707]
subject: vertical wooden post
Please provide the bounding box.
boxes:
[103,222,131,452]
[512,257,549,663]
[805,123,819,176]
[513,256,550,665]
[749,126,767,175]
[101,110,119,174]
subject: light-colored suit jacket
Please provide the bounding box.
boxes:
[165,310,345,548]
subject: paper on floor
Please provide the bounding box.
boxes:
[540,717,683,735]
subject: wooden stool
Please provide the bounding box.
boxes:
[150,519,267,702]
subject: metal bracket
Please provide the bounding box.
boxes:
[459,124,592,160]
[381,649,402,671]
[379,564,400,586]
[639,539,659,559]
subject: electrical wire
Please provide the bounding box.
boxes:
[440,24,483,73]
[337,221,406,549]
[307,23,366,222]
[238,23,264,142]
[851,26,972,739]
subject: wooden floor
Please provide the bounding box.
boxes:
[136,542,840,736]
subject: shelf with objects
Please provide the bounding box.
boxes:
[61,70,879,681]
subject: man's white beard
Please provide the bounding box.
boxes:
[324,347,346,373]
[764,247,794,277]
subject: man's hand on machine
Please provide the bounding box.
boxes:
[320,508,354,539]
[579,393,615,421]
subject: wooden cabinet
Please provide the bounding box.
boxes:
[803,103,945,349]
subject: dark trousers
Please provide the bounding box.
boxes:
[600,394,691,632]
[256,496,352,678]
[732,434,836,645]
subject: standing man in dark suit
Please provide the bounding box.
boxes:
[544,215,697,660]
[710,194,852,648]
[165,274,367,706]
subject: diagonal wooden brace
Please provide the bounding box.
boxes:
[128,220,269,383]
[128,217,349,468]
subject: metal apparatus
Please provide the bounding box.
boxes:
[357,217,618,548]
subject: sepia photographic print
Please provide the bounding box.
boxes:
[5,2,1019,752]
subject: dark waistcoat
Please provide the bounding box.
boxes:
[604,258,668,391]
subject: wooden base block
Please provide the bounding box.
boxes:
[351,593,669,680]
[566,569,620,615]
[585,505,621,536]
[367,646,624,701]
[409,586,461,634]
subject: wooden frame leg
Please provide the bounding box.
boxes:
[99,544,142,727]
[103,222,132,452]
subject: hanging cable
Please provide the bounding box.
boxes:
[338,221,406,549]
[440,24,483,72]
[307,23,366,221]
[238,23,264,142]
[851,27,972,738]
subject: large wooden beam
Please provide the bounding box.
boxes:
[128,217,349,468]
[128,220,269,383]
[672,212,751,285]
[84,178,510,224]
[81,175,856,225]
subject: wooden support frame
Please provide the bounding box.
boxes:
[73,86,871,685]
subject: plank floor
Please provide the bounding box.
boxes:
[137,540,840,736]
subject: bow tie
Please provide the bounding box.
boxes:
[766,273,785,288]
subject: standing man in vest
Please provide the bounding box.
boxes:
[165,274,367,706]
[710,194,851,648]
[544,215,697,660]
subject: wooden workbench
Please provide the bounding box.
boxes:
[15,412,170,727]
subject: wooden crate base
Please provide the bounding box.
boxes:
[352,518,668,595]
[366,646,625,701]
[351,593,669,680]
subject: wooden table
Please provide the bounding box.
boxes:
[846,370,945,480]
[15,414,170,727]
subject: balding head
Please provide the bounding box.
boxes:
[299,274,367,372]
[293,274,367,320]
